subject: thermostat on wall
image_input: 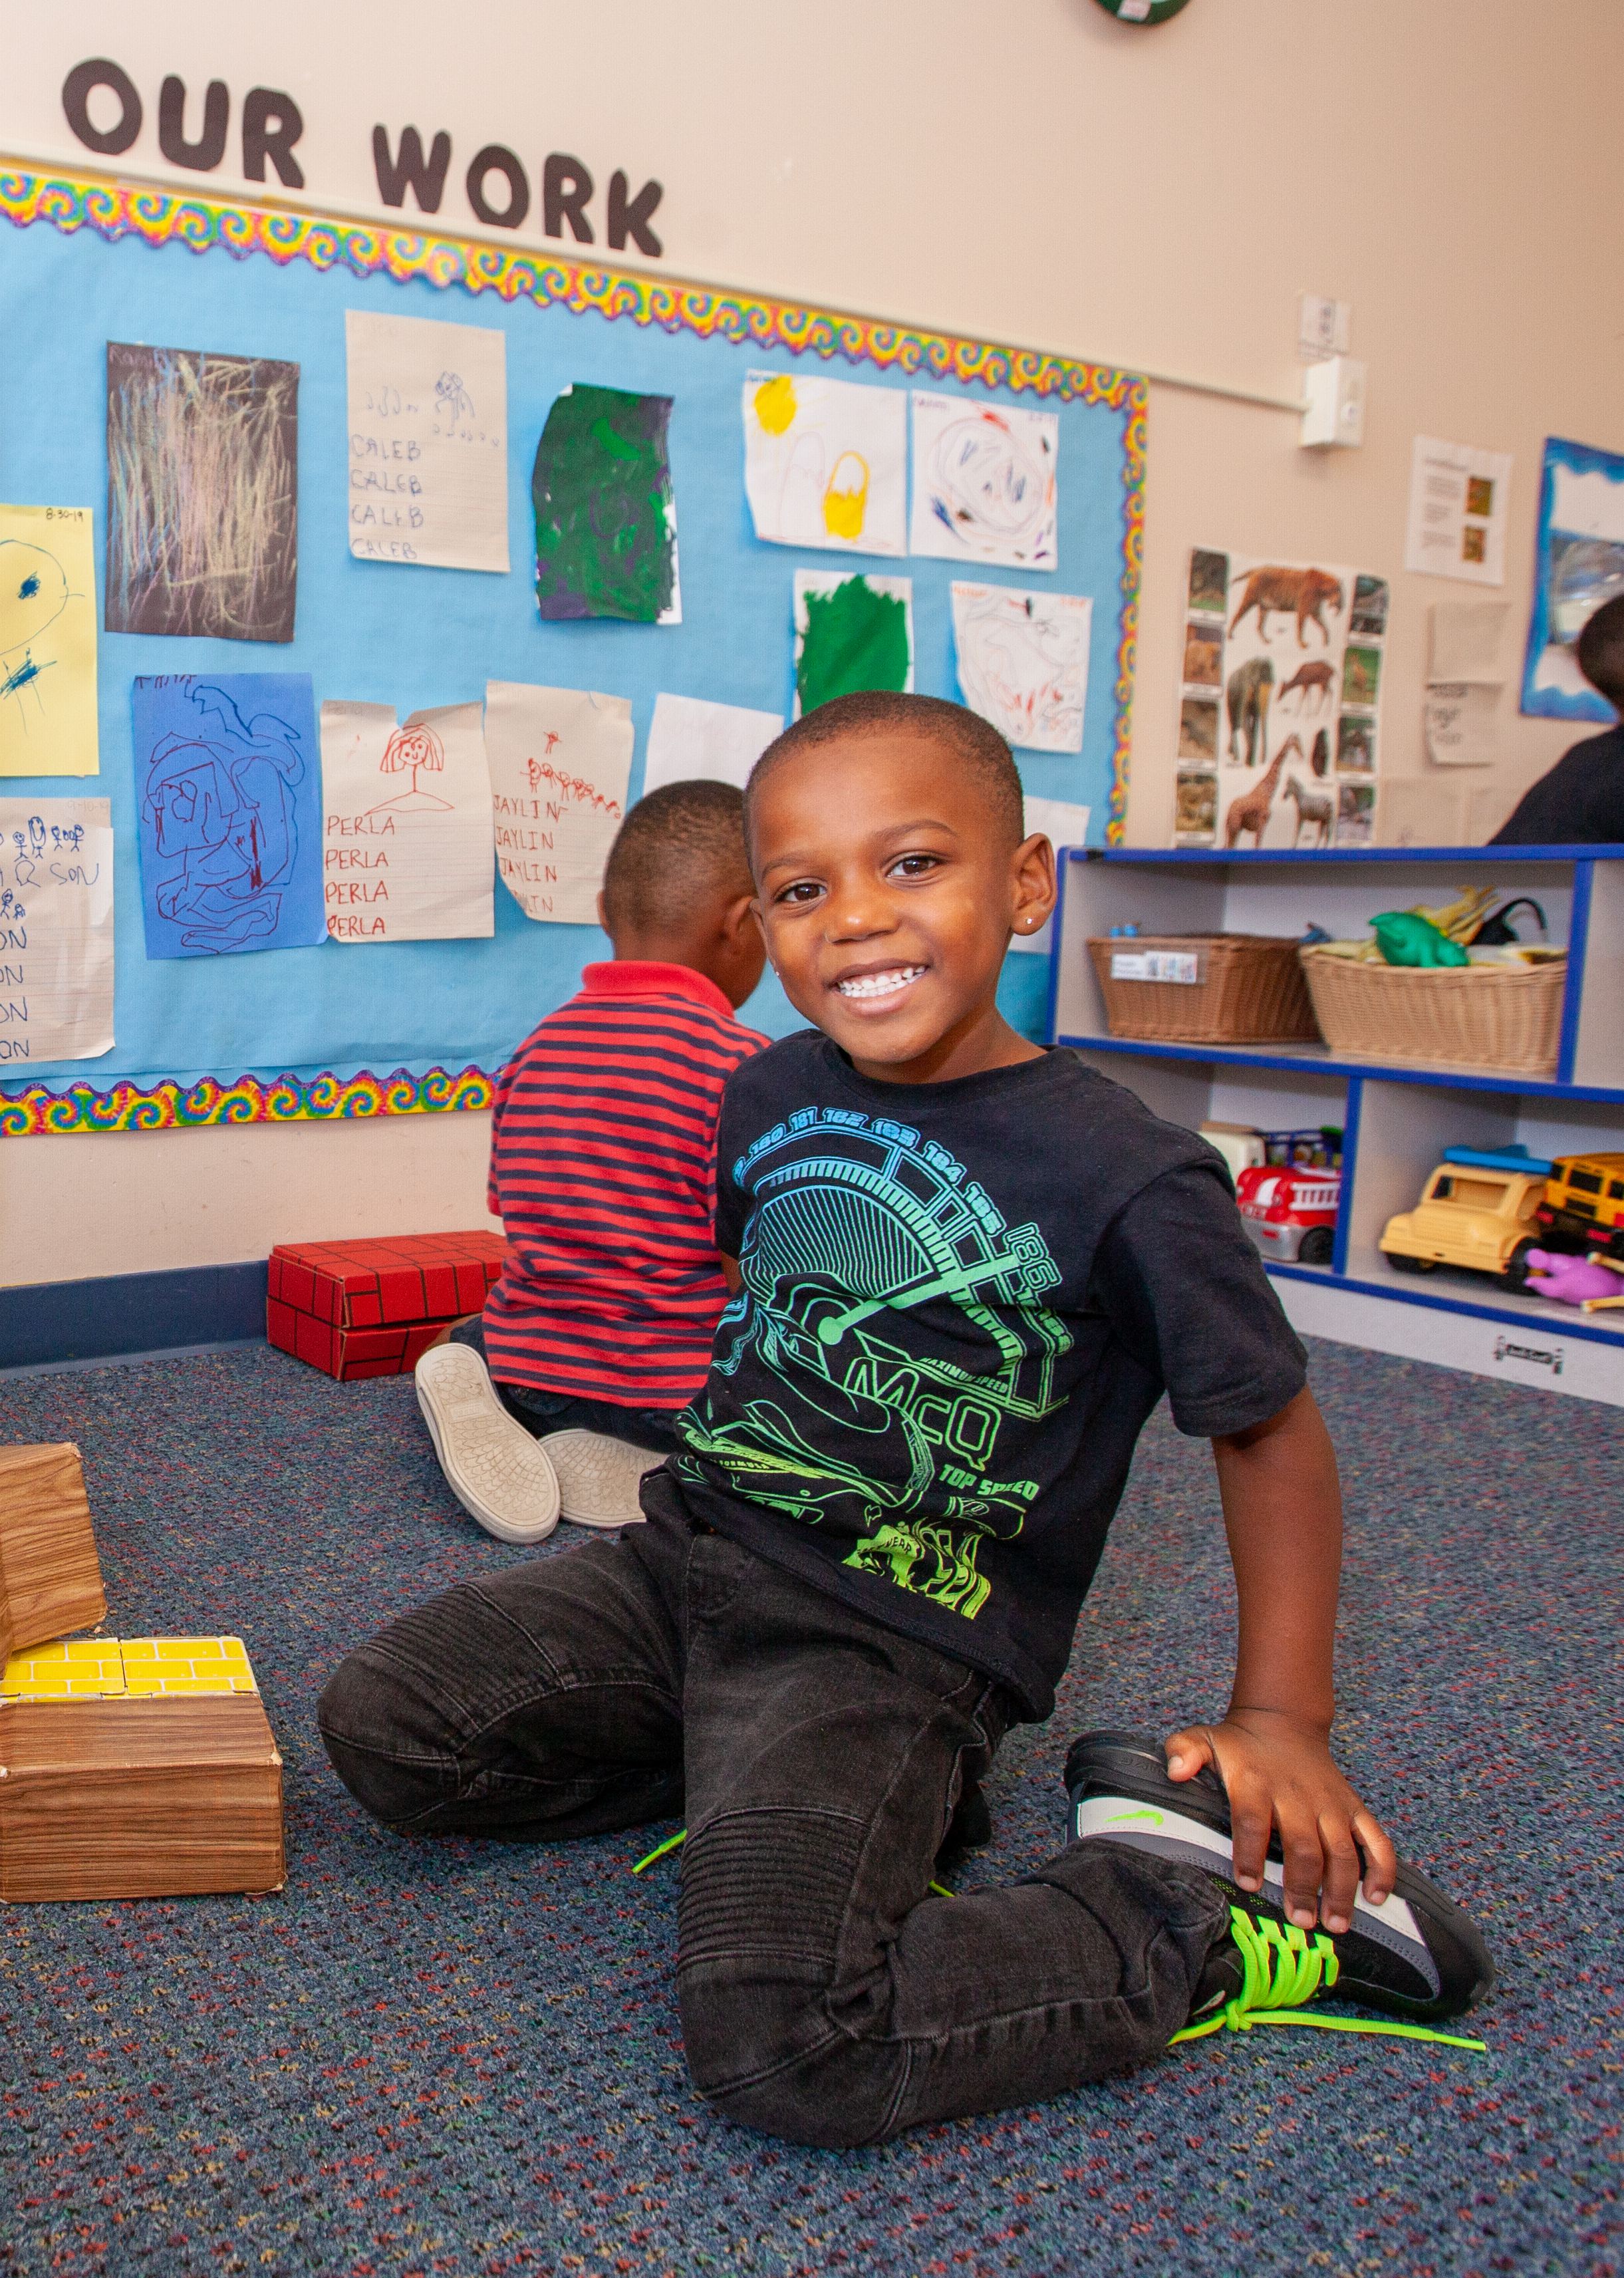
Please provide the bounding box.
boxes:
[1092,0,1193,21]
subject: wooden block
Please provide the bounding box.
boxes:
[0,1445,106,1665]
[0,1689,285,1902]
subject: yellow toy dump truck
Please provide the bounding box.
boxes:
[1535,1153,1624,1262]
[1379,1146,1547,1287]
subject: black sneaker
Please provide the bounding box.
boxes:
[1065,1730,1494,2033]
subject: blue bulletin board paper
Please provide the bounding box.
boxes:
[0,170,1143,1114]
[1522,436,1624,724]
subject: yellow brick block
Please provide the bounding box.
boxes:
[120,1637,257,1697]
[1,1637,126,1699]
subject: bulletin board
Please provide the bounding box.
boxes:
[0,166,1145,1137]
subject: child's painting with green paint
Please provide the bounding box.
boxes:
[793,569,913,716]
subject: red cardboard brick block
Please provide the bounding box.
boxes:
[267,1232,505,1380]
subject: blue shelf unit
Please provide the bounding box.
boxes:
[1045,844,1624,1401]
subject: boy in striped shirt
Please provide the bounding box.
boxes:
[415,779,767,1543]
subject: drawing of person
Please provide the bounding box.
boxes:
[0,541,70,718]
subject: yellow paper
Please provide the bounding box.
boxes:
[0,1635,257,1701]
[0,504,100,777]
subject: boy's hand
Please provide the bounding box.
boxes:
[1163,1707,1397,1937]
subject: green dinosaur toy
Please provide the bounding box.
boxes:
[1370,911,1470,968]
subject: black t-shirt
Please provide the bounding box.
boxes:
[1491,726,1624,844]
[645,1035,1307,1719]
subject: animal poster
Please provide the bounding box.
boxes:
[321,700,493,942]
[106,345,299,642]
[641,693,783,797]
[1520,436,1624,722]
[0,505,99,776]
[344,312,509,573]
[742,373,906,557]
[130,675,325,958]
[793,573,914,719]
[1175,549,1387,850]
[950,583,1090,754]
[909,396,1058,571]
[0,798,114,1065]
[484,681,634,924]
[532,386,680,625]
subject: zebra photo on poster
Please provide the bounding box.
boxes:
[1174,549,1387,849]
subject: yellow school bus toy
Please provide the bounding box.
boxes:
[1380,1147,1546,1286]
[1536,1153,1624,1261]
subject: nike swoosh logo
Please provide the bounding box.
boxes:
[1105,1807,1164,1826]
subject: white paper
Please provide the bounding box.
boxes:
[321,701,493,941]
[1428,601,1506,682]
[1404,436,1512,587]
[1424,682,1500,766]
[742,372,906,557]
[1012,793,1090,955]
[641,694,783,797]
[485,682,634,925]
[0,798,113,1065]
[345,311,509,573]
[952,584,1090,753]
[910,394,1058,570]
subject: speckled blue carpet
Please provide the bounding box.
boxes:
[0,1338,1616,2277]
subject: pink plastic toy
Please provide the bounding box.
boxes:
[1523,1248,1624,1306]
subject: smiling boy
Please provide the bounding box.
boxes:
[320,692,1491,2146]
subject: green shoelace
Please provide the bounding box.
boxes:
[1170,1906,1486,2053]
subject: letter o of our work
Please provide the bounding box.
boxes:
[465,145,530,230]
[63,59,143,156]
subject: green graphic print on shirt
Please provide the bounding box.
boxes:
[675,1106,1071,1621]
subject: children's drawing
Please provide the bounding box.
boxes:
[0,506,99,777]
[321,700,493,942]
[106,345,299,642]
[950,584,1091,754]
[532,386,680,625]
[0,797,113,1065]
[793,573,914,719]
[641,694,783,797]
[1179,547,1383,849]
[741,372,906,557]
[344,311,509,573]
[909,396,1058,570]
[131,675,325,958]
[484,682,634,924]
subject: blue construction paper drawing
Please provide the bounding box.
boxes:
[131,674,326,958]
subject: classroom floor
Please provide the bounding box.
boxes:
[0,1338,1615,2278]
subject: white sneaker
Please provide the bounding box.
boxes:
[414,1344,561,1544]
[540,1429,664,1529]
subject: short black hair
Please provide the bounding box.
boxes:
[600,778,751,937]
[1577,594,1624,711]
[744,692,1024,859]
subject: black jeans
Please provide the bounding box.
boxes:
[317,1500,1228,2148]
[449,1317,684,1455]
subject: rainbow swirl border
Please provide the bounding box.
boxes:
[0,1066,495,1139]
[0,164,1145,1135]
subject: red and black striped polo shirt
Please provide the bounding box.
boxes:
[481,960,769,1407]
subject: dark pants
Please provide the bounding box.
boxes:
[317,1501,1228,2148]
[449,1316,684,1455]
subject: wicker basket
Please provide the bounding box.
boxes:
[1299,948,1566,1074]
[1087,935,1321,1044]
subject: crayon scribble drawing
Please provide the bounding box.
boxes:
[107,345,299,641]
[793,573,914,718]
[532,386,680,625]
[0,505,99,776]
[344,311,509,572]
[951,583,1092,754]
[131,675,325,958]
[321,700,493,941]
[742,372,906,557]
[910,394,1059,571]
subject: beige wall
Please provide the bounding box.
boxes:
[4,0,1619,1286]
